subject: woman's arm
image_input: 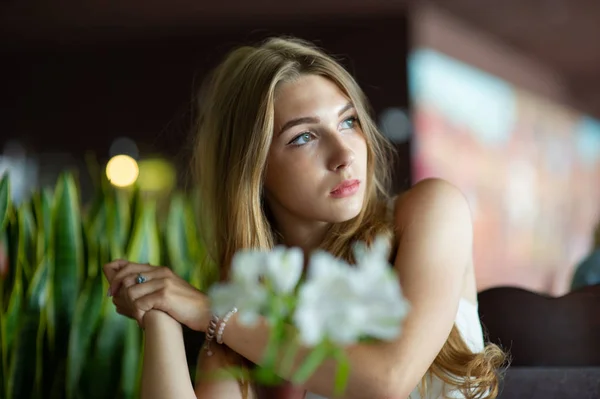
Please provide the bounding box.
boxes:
[140,310,197,399]
[193,343,256,398]
[220,178,473,399]
[143,309,256,399]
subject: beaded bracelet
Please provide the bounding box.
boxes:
[203,314,219,357]
[216,307,238,344]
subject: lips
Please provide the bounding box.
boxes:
[330,179,360,197]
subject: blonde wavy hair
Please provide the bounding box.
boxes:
[192,36,506,398]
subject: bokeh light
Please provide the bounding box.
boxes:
[106,154,139,187]
[137,158,176,192]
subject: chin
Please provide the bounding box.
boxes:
[327,196,364,223]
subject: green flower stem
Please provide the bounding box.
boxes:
[332,347,350,397]
[290,341,330,386]
[254,318,285,385]
[280,335,300,378]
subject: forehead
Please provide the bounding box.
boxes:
[274,75,350,118]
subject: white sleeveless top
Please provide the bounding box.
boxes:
[305,298,485,399]
[306,198,485,398]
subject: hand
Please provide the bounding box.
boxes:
[102,259,211,331]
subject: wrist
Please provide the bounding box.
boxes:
[143,310,180,330]
[197,296,213,332]
[202,307,237,357]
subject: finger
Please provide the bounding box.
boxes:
[124,278,169,305]
[134,288,171,315]
[103,259,129,281]
[113,296,145,326]
[120,267,173,291]
[112,295,126,309]
[135,310,146,328]
[109,263,157,296]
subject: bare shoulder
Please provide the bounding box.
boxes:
[392,178,476,300]
[382,180,477,394]
[393,178,472,230]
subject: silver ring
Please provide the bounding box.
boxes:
[136,273,147,284]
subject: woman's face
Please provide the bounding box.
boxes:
[264,74,368,229]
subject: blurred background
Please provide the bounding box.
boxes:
[2,0,599,297]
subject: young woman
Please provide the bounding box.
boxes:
[103,37,506,399]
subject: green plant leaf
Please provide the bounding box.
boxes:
[0,174,9,231]
[2,267,23,386]
[107,189,131,259]
[82,296,127,399]
[17,202,37,285]
[50,173,84,355]
[127,186,142,244]
[6,256,49,399]
[0,172,221,399]
[165,193,201,283]
[84,151,103,191]
[65,272,104,399]
[33,189,53,269]
[121,320,142,399]
[32,310,47,399]
[2,213,19,310]
[0,230,9,306]
[85,192,107,242]
[126,198,161,265]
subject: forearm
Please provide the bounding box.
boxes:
[222,316,401,399]
[141,310,197,399]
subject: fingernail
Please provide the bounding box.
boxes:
[107,288,112,297]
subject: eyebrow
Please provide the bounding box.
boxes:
[277,102,355,136]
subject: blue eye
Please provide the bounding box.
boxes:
[341,116,358,129]
[290,132,313,146]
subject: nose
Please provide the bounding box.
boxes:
[327,135,355,172]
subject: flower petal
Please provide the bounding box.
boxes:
[208,280,269,323]
[266,246,304,294]
[231,250,267,285]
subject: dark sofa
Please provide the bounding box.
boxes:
[500,367,600,399]
[479,285,600,399]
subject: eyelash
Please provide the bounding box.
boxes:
[288,116,359,146]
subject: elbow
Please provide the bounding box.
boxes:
[344,348,413,399]
[373,363,413,399]
[375,379,411,399]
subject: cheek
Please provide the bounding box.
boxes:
[264,151,317,198]
[265,151,298,192]
[351,134,368,169]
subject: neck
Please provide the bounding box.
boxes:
[276,217,330,256]
[266,206,330,256]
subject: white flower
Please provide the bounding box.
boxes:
[265,246,303,294]
[208,250,269,325]
[208,246,304,325]
[353,260,410,340]
[208,280,268,325]
[352,235,391,271]
[294,239,410,346]
[353,235,410,339]
[294,251,362,345]
[230,250,267,285]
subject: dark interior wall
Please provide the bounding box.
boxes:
[2,16,411,192]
